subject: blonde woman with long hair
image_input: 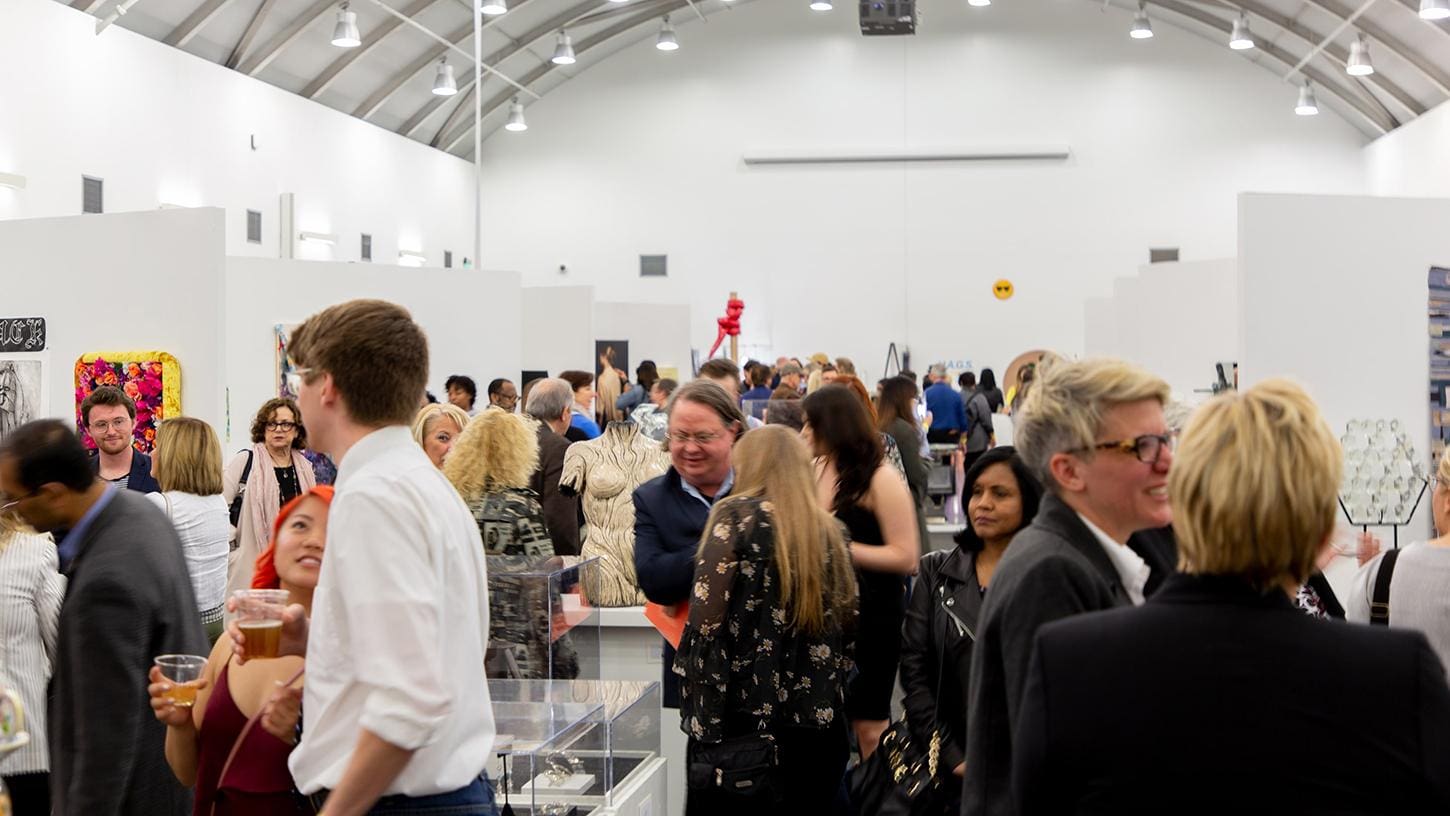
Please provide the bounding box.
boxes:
[674,425,858,815]
[0,499,65,814]
[147,417,230,643]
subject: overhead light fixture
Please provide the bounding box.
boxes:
[432,59,458,95]
[609,0,630,3]
[1295,81,1319,116]
[1229,12,1254,50]
[552,30,576,64]
[810,0,833,10]
[0,173,26,190]
[656,16,679,50]
[968,0,992,7]
[399,250,428,265]
[1420,0,1450,20]
[480,0,507,15]
[299,231,338,245]
[505,97,528,132]
[1347,34,1375,76]
[1130,2,1153,39]
[330,2,361,48]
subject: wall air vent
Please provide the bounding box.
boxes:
[640,255,668,277]
[246,210,262,244]
[82,176,103,214]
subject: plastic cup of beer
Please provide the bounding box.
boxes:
[233,589,289,659]
[154,655,207,708]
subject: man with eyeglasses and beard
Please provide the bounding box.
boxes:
[962,357,1179,816]
[81,386,159,493]
[632,380,746,710]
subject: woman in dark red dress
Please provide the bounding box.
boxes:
[148,486,333,814]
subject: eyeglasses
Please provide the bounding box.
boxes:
[88,418,131,432]
[266,421,297,432]
[285,367,315,395]
[668,430,724,447]
[1085,433,1176,465]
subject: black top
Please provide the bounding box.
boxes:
[980,386,1005,414]
[87,448,160,494]
[1015,573,1450,814]
[674,497,855,741]
[275,465,301,507]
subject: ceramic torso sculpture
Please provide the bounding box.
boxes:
[559,421,669,606]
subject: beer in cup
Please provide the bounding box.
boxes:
[233,589,289,659]
[154,655,207,708]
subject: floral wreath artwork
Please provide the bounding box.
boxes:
[74,352,181,453]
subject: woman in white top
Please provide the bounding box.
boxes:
[0,507,65,816]
[148,417,230,643]
[1349,446,1450,671]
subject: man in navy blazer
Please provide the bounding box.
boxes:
[632,380,744,708]
[80,385,159,493]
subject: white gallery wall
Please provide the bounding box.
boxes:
[1239,192,1450,596]
[0,0,475,268]
[1365,99,1450,198]
[519,287,695,386]
[0,208,228,433]
[594,302,693,380]
[1085,260,1239,399]
[225,258,523,439]
[476,0,1369,383]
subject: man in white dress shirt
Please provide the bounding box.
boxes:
[236,299,496,816]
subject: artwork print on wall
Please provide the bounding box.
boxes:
[1428,268,1450,470]
[595,340,629,425]
[0,354,49,441]
[74,352,181,454]
[276,324,300,399]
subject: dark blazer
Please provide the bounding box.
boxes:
[633,467,721,708]
[1014,573,1450,814]
[961,494,1171,816]
[900,546,982,780]
[530,423,580,556]
[89,448,160,494]
[50,489,207,816]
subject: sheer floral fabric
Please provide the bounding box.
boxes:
[674,496,857,742]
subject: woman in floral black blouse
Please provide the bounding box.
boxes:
[674,425,859,815]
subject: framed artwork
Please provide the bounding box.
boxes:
[275,323,299,399]
[0,353,49,441]
[74,352,181,453]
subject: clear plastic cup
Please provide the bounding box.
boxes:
[233,589,289,659]
[154,654,207,708]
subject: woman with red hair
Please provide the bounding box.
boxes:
[147,486,333,815]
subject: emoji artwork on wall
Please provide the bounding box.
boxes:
[993,279,1015,301]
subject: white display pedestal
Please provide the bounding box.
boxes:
[595,756,668,816]
[596,606,684,816]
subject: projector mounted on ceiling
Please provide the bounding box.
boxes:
[860,0,917,35]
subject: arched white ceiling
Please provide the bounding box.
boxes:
[59,0,1450,156]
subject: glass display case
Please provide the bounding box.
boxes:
[486,555,602,680]
[488,679,662,815]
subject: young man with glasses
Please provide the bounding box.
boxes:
[962,357,1178,816]
[80,386,159,493]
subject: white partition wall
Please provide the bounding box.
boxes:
[0,208,228,432]
[225,258,522,434]
[1239,192,1450,595]
[593,302,693,379]
[521,286,596,381]
[1136,260,1238,400]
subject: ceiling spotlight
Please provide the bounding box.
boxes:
[1295,81,1319,116]
[810,0,834,10]
[609,0,630,3]
[968,0,992,6]
[656,16,679,50]
[505,97,528,132]
[1229,12,1254,50]
[1130,2,1153,39]
[552,30,576,65]
[330,2,360,48]
[1420,0,1450,19]
[1347,34,1374,76]
[432,59,458,95]
[480,0,507,15]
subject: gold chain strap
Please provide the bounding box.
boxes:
[927,729,941,779]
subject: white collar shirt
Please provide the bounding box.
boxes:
[1076,512,1150,606]
[289,426,495,796]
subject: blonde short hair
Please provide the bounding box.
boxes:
[443,408,539,500]
[1170,379,1341,591]
[154,417,224,496]
[1436,444,1450,486]
[1015,356,1170,488]
[411,403,470,447]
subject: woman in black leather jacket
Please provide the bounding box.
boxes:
[898,446,1042,811]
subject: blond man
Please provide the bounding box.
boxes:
[962,357,1177,816]
[1011,380,1450,813]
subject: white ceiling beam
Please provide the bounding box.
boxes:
[303,0,440,98]
[164,0,238,47]
[235,0,336,76]
[227,0,282,69]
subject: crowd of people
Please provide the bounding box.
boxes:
[3,309,1450,815]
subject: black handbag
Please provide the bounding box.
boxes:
[847,571,958,816]
[686,732,781,805]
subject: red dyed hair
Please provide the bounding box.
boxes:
[252,485,335,590]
